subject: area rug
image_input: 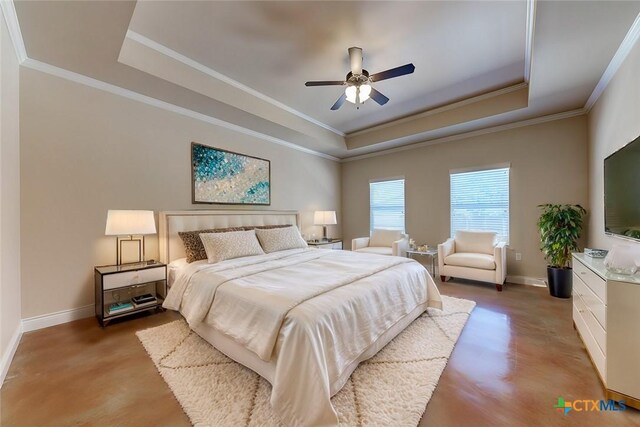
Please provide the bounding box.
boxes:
[136,295,475,426]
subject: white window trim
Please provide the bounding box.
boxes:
[449,162,511,175]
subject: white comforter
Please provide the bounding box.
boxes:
[164,248,442,426]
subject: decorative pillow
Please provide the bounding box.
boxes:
[370,229,405,247]
[200,230,265,264]
[179,227,245,263]
[179,224,291,263]
[255,226,308,253]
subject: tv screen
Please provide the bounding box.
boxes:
[604,135,640,241]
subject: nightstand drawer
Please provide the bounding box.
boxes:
[103,266,165,290]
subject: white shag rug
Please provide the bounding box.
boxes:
[137,295,475,426]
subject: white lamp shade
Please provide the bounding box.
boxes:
[105,210,156,236]
[314,211,337,226]
[345,86,357,104]
[359,84,371,102]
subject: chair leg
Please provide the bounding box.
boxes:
[496,283,503,292]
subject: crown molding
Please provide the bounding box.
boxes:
[7,0,636,162]
[125,30,346,138]
[22,58,340,162]
[584,12,640,112]
[341,108,586,163]
[0,0,27,63]
[524,0,537,83]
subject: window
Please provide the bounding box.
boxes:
[450,167,509,242]
[370,178,405,232]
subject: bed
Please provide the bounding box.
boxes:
[159,210,442,426]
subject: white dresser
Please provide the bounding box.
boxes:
[572,253,640,409]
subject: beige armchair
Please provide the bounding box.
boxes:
[352,229,409,257]
[438,230,507,291]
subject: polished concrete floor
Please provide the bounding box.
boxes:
[2,279,640,426]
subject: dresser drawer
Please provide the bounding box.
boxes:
[573,273,606,329]
[573,303,606,381]
[574,287,607,355]
[584,305,607,356]
[574,259,606,304]
[103,267,165,290]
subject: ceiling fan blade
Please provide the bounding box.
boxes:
[369,88,389,106]
[330,93,347,110]
[369,63,415,82]
[305,80,345,87]
[348,47,363,75]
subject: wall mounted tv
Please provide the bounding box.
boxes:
[604,134,640,242]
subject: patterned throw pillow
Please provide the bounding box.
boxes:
[255,226,308,253]
[179,227,245,263]
[200,230,265,263]
[178,225,291,263]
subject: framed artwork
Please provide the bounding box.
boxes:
[191,142,271,205]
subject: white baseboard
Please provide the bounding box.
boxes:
[1,305,94,387]
[507,275,547,287]
[21,304,94,333]
[0,324,23,388]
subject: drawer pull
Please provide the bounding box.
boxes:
[580,272,587,275]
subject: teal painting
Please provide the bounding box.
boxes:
[191,143,270,205]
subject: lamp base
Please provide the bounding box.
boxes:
[116,235,146,265]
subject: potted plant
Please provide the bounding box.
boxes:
[537,204,587,298]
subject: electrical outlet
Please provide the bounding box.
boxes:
[516,253,522,261]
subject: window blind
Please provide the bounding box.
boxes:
[370,179,405,232]
[450,167,509,242]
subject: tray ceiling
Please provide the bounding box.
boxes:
[11,1,640,159]
[128,1,527,134]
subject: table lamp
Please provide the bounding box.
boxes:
[314,211,337,241]
[105,210,156,265]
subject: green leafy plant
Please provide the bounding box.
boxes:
[537,204,587,269]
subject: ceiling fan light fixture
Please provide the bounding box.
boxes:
[359,84,372,102]
[306,47,414,110]
[345,85,357,104]
[345,83,371,104]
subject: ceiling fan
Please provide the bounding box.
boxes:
[305,47,415,110]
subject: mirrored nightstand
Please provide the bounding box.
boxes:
[94,262,167,327]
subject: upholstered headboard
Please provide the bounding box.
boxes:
[158,210,300,263]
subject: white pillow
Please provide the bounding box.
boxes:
[200,230,265,263]
[454,230,497,255]
[370,229,404,247]
[255,226,308,253]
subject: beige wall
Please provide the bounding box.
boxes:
[587,40,640,250]
[20,68,341,318]
[342,116,589,279]
[1,14,22,369]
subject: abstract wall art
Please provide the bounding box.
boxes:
[191,142,271,205]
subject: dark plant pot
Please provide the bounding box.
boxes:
[547,267,573,298]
